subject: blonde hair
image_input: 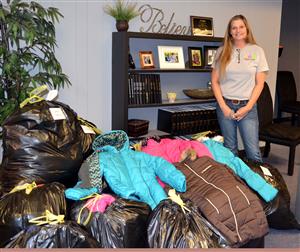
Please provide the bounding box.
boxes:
[216,15,257,78]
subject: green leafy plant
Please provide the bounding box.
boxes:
[0,0,71,134]
[103,0,139,21]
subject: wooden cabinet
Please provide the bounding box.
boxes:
[111,31,223,133]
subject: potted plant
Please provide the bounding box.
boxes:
[103,0,139,32]
[0,0,71,136]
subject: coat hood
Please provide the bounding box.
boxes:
[92,130,129,153]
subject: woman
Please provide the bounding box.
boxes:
[211,14,269,162]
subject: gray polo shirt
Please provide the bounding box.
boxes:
[212,44,269,100]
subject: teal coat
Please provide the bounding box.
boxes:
[93,130,186,209]
[203,139,278,202]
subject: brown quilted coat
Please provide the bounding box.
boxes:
[175,156,268,247]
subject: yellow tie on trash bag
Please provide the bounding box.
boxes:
[77,193,103,226]
[19,85,49,108]
[29,210,65,226]
[168,189,190,214]
[9,182,38,195]
[77,116,102,135]
[191,130,212,140]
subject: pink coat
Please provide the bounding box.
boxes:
[86,194,116,213]
[142,138,213,163]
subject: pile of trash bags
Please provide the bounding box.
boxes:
[0,100,96,193]
[0,96,297,248]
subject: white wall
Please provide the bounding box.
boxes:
[278,0,300,99]
[44,0,282,132]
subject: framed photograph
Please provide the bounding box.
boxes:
[157,46,185,69]
[188,47,203,68]
[204,46,219,67]
[139,51,155,69]
[190,16,214,37]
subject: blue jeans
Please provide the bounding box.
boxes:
[216,99,262,162]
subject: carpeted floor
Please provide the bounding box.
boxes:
[262,143,300,248]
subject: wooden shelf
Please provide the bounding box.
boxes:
[129,68,212,73]
[128,98,216,108]
[112,31,222,132]
[124,32,223,42]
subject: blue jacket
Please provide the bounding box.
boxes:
[203,139,278,202]
[93,130,186,209]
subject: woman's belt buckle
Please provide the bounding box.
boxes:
[231,99,240,105]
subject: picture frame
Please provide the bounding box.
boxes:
[139,51,155,69]
[204,46,219,67]
[188,47,203,68]
[157,46,185,69]
[190,16,214,37]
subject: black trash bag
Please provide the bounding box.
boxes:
[5,221,100,248]
[243,158,300,230]
[0,182,66,247]
[0,100,97,193]
[70,197,150,248]
[147,199,223,248]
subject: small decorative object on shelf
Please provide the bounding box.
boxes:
[182,88,214,99]
[116,20,129,32]
[128,119,149,137]
[190,16,214,37]
[166,92,177,103]
[188,47,203,68]
[103,0,139,32]
[139,51,155,69]
[157,46,185,69]
[129,53,136,69]
[204,46,219,67]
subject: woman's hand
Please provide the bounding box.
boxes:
[233,106,251,121]
[221,105,234,119]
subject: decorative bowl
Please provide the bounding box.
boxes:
[183,88,214,99]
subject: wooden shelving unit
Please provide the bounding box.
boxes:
[111,31,223,132]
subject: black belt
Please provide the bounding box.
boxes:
[224,97,248,105]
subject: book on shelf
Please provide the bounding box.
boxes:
[157,103,219,135]
[128,73,162,105]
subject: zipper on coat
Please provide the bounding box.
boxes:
[236,185,250,205]
[205,197,220,214]
[201,164,212,173]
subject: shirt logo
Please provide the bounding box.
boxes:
[244,53,256,60]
